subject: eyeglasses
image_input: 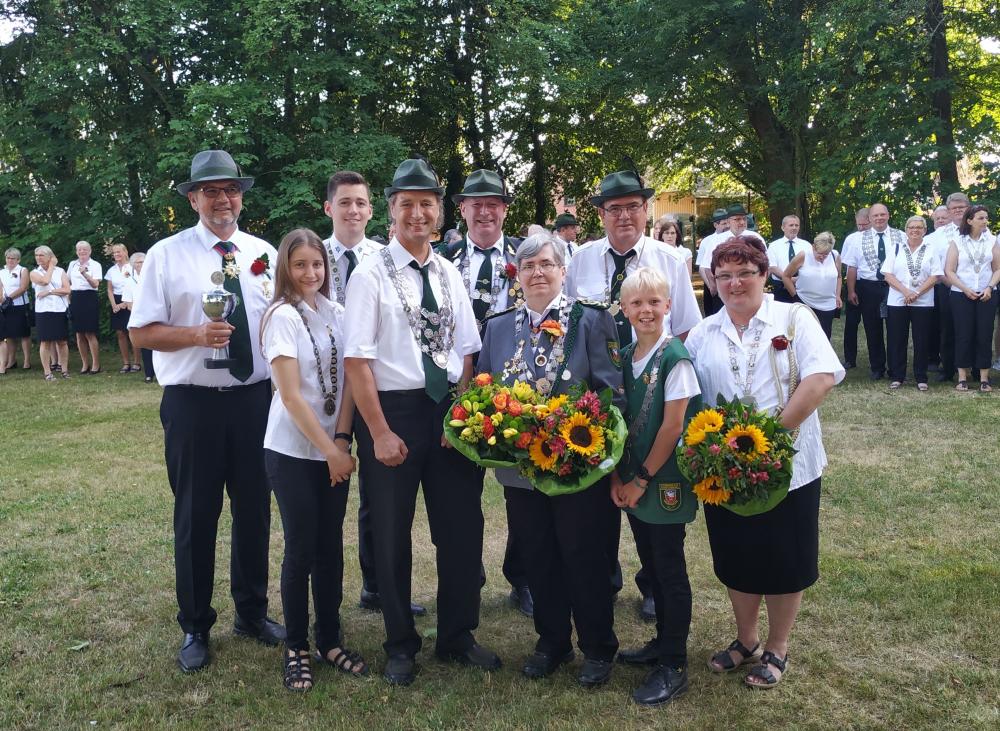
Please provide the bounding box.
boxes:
[197,185,243,199]
[602,203,644,217]
[714,270,761,284]
[519,261,560,274]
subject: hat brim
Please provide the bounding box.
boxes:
[384,184,446,199]
[177,176,255,196]
[589,187,655,208]
[451,191,514,205]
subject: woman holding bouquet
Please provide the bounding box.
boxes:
[685,236,844,688]
[478,233,625,687]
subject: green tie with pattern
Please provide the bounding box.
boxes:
[344,249,358,283]
[472,248,494,323]
[609,249,636,346]
[214,241,253,382]
[409,260,449,402]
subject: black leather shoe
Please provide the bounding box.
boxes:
[509,586,534,617]
[845,361,856,369]
[383,654,417,686]
[935,372,954,383]
[360,589,427,617]
[522,649,574,679]
[578,657,614,687]
[410,601,427,617]
[177,632,210,673]
[870,370,885,381]
[233,615,286,646]
[617,639,659,666]
[633,665,689,706]
[436,643,501,671]
[639,595,656,622]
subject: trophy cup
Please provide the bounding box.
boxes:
[202,271,239,369]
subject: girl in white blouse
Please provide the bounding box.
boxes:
[260,228,364,692]
[29,246,71,380]
[944,205,1000,392]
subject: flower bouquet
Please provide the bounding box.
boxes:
[443,373,543,468]
[676,395,796,516]
[520,386,627,498]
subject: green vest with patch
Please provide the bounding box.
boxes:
[620,337,702,525]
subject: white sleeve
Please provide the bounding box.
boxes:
[792,307,845,384]
[128,246,169,329]
[262,306,300,363]
[666,255,701,336]
[879,244,896,277]
[766,241,780,269]
[343,269,381,360]
[663,359,701,402]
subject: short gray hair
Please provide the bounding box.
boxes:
[813,231,836,253]
[75,240,91,252]
[4,247,20,260]
[515,233,565,267]
[945,192,970,206]
[129,252,145,266]
[905,215,927,230]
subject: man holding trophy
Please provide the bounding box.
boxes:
[130,149,285,673]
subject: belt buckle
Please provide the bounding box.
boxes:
[216,385,239,392]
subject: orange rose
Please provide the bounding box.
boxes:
[474,373,493,387]
[507,399,522,416]
[492,392,509,411]
[515,432,532,449]
[538,319,563,338]
[451,405,469,421]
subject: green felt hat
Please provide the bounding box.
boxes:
[452,169,513,204]
[726,203,749,218]
[590,169,654,207]
[711,208,728,223]
[554,212,579,228]
[384,158,445,199]
[176,150,254,195]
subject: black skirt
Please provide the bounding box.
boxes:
[36,311,69,342]
[69,289,100,333]
[704,477,821,594]
[0,304,30,339]
[110,294,131,331]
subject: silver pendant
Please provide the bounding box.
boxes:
[535,353,548,367]
[536,377,550,393]
[432,351,449,369]
[324,397,336,416]
[740,395,756,407]
[609,302,621,316]
[561,369,571,381]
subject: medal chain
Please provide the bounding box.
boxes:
[381,248,456,367]
[295,303,339,415]
[727,324,764,403]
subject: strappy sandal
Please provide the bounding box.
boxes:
[130,363,141,372]
[283,649,314,692]
[315,646,369,677]
[119,365,131,374]
[708,639,761,673]
[917,383,928,392]
[889,381,901,390]
[955,381,968,392]
[44,373,55,382]
[745,650,788,689]
[980,381,992,393]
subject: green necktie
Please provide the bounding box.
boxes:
[787,239,796,261]
[215,241,253,382]
[609,249,636,346]
[876,233,886,282]
[344,249,358,283]
[472,248,494,323]
[409,260,449,402]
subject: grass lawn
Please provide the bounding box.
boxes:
[1,328,998,730]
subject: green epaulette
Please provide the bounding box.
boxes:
[577,299,610,310]
[483,305,517,322]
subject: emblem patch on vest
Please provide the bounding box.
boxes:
[659,483,681,511]
[607,340,621,369]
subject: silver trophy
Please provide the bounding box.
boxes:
[202,271,240,369]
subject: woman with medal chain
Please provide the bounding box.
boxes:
[259,229,365,691]
[478,233,626,687]
[684,236,844,689]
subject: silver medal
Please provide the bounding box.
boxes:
[536,377,550,393]
[535,353,548,367]
[433,351,449,369]
[561,369,571,381]
[609,302,621,316]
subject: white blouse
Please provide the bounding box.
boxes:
[948,234,995,293]
[1,265,29,305]
[794,249,840,312]
[32,266,69,313]
[685,296,845,491]
[67,259,103,291]
[104,263,134,296]
[881,241,942,308]
[263,296,346,461]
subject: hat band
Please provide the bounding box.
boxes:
[192,165,246,180]
[392,172,441,189]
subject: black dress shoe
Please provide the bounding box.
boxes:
[845,361,856,369]
[509,586,534,617]
[578,657,614,688]
[410,601,427,617]
[870,370,885,381]
[523,649,574,679]
[436,642,501,671]
[233,615,286,646]
[177,632,210,673]
[633,665,689,707]
[359,589,427,617]
[617,639,659,666]
[383,654,417,686]
[639,595,656,622]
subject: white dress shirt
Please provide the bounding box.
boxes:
[343,239,481,389]
[121,270,139,304]
[1,265,29,305]
[128,221,277,387]
[262,295,346,461]
[696,229,764,269]
[767,237,811,281]
[554,235,576,263]
[923,222,958,269]
[685,296,845,491]
[463,235,513,312]
[32,266,69,313]
[842,227,904,281]
[881,241,942,307]
[104,263,134,296]
[67,259,103,291]
[795,249,840,312]
[948,233,996,293]
[322,235,381,305]
[565,235,701,338]
[630,330,701,402]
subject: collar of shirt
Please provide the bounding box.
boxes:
[525,294,563,328]
[598,235,642,258]
[326,235,373,262]
[467,234,504,258]
[194,220,244,252]
[717,294,777,346]
[388,237,434,269]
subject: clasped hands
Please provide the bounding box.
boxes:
[610,473,645,509]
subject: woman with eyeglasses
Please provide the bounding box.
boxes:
[656,218,693,277]
[477,232,625,688]
[684,236,843,689]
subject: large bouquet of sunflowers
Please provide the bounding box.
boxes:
[676,395,796,516]
[520,386,627,497]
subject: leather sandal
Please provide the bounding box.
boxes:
[745,650,787,689]
[315,646,368,677]
[283,649,313,692]
[708,639,761,673]
[955,381,968,392]
[980,381,992,393]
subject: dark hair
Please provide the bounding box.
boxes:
[259,228,331,350]
[656,219,682,244]
[326,170,369,201]
[711,236,768,275]
[959,205,988,237]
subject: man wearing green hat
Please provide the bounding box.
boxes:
[553,212,581,261]
[696,204,764,316]
[130,149,284,672]
[344,157,500,686]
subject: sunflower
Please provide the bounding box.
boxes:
[546,394,569,411]
[684,426,706,446]
[560,412,605,456]
[689,408,724,434]
[528,431,559,471]
[724,424,770,458]
[692,475,732,505]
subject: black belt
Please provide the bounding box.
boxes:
[171,380,270,393]
[379,383,459,399]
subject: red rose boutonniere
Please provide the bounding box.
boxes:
[250,253,271,278]
[771,335,789,351]
[503,262,517,280]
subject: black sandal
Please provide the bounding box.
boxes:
[283,649,314,692]
[315,646,369,677]
[708,639,761,673]
[745,650,788,689]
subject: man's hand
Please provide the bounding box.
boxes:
[374,431,408,467]
[193,321,235,349]
[848,291,859,306]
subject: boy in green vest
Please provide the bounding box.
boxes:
[610,266,703,706]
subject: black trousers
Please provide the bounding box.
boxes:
[770,278,798,304]
[809,307,836,340]
[355,389,484,658]
[934,283,955,377]
[950,290,999,370]
[843,298,860,366]
[266,450,348,654]
[887,306,932,383]
[160,381,272,634]
[140,348,155,379]
[354,414,379,593]
[856,279,889,372]
[627,515,691,667]
[702,287,721,317]
[504,481,619,662]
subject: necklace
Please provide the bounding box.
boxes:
[459,243,507,325]
[960,233,990,274]
[601,238,646,315]
[727,322,764,406]
[901,242,928,286]
[628,337,670,437]
[505,295,573,394]
[295,303,339,416]
[381,248,455,369]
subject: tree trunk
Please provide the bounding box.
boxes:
[925,0,959,192]
[530,118,546,224]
